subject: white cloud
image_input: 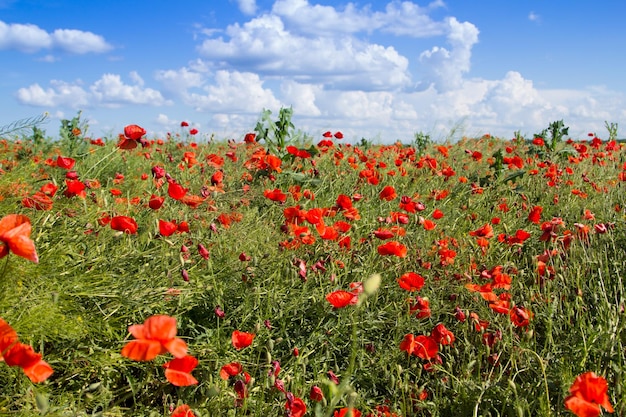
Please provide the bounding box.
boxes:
[417,17,479,92]
[197,14,411,91]
[16,73,169,108]
[186,70,282,113]
[0,21,51,52]
[155,66,206,96]
[280,80,321,116]
[0,20,111,53]
[528,12,540,23]
[236,0,257,15]
[129,71,144,86]
[271,0,445,37]
[51,29,111,53]
[15,80,90,108]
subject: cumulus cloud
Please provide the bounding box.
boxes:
[155,67,206,96]
[185,70,282,113]
[16,72,169,108]
[197,14,411,90]
[90,74,169,107]
[271,0,445,37]
[0,20,111,53]
[417,17,479,92]
[50,28,111,53]
[280,80,321,116]
[15,80,90,108]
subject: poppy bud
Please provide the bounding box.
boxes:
[197,243,210,260]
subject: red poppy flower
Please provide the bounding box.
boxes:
[532,137,545,147]
[0,214,38,263]
[2,342,54,383]
[305,208,325,225]
[163,355,198,386]
[168,182,188,201]
[326,290,358,308]
[121,315,187,361]
[431,323,455,345]
[264,154,282,172]
[244,132,256,143]
[124,124,146,140]
[110,216,138,234]
[232,330,255,350]
[148,194,165,210]
[310,385,324,402]
[509,306,532,327]
[419,217,436,231]
[285,396,307,417]
[64,179,86,198]
[189,128,198,135]
[159,220,178,237]
[335,194,353,210]
[56,155,76,170]
[171,404,196,417]
[333,408,361,417]
[379,185,397,201]
[377,241,407,257]
[373,228,394,240]
[410,296,431,319]
[322,131,333,138]
[334,131,343,139]
[528,206,543,224]
[0,318,18,356]
[264,188,287,203]
[564,372,613,417]
[397,272,425,291]
[469,223,494,238]
[220,361,243,380]
[1,318,53,383]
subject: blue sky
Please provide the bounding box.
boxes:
[1,0,625,142]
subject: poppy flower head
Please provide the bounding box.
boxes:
[171,405,196,417]
[2,342,54,383]
[121,315,187,361]
[564,372,614,417]
[232,330,255,350]
[326,290,358,308]
[377,241,407,257]
[397,272,425,291]
[124,124,146,140]
[110,216,138,234]
[0,214,39,263]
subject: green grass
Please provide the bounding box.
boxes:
[0,128,624,416]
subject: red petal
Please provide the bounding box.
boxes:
[325,290,357,308]
[121,339,164,361]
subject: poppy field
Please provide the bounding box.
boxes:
[0,113,625,416]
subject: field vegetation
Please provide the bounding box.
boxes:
[0,111,624,416]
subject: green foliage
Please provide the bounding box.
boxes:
[59,111,90,157]
[254,107,296,157]
[413,131,432,156]
[533,120,569,158]
[605,121,618,141]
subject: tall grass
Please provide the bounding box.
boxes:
[0,124,624,416]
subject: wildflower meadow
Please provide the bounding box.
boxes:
[0,111,624,416]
